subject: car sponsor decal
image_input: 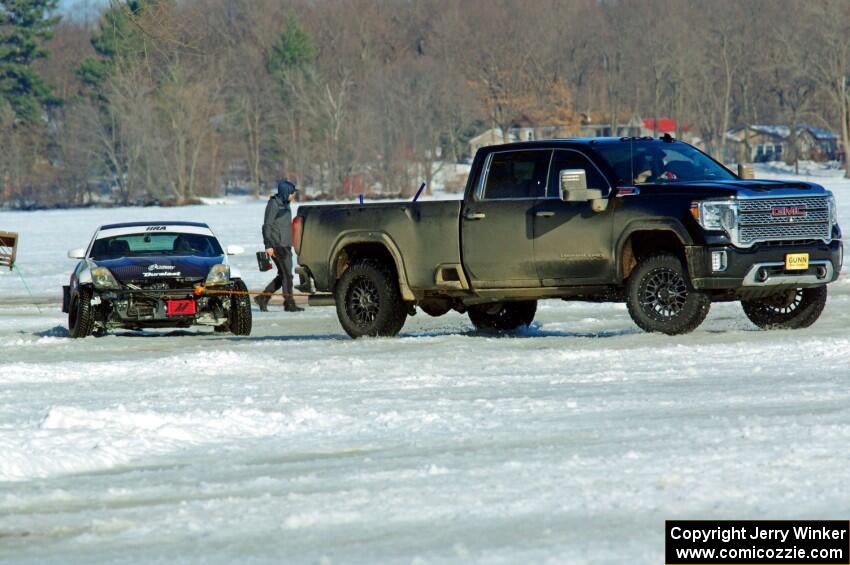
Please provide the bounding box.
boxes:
[94,225,215,239]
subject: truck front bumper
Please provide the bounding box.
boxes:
[688,240,843,294]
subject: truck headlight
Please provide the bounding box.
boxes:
[827,194,838,226]
[205,264,230,286]
[691,200,737,232]
[91,267,120,289]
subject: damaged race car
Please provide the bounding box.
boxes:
[63,221,252,337]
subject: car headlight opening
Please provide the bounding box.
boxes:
[91,267,120,289]
[205,264,231,286]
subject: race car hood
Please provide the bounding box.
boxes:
[91,256,224,283]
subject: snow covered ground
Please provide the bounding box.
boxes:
[1,166,850,564]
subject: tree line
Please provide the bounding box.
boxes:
[1,0,849,208]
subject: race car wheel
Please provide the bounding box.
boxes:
[468,300,537,332]
[741,286,827,330]
[335,259,407,338]
[229,279,253,335]
[68,287,95,338]
[626,253,710,335]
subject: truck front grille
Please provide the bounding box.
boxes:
[736,196,831,247]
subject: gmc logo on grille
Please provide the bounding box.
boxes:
[771,205,806,218]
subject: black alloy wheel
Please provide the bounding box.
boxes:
[626,253,710,335]
[334,259,407,338]
[639,267,689,320]
[347,276,381,326]
[741,286,827,330]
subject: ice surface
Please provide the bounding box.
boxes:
[1,165,850,563]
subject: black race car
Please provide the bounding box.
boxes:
[63,221,252,337]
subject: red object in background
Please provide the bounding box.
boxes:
[292,216,304,255]
[166,299,197,316]
[642,118,689,133]
[342,173,367,196]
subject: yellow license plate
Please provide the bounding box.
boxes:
[785,253,809,270]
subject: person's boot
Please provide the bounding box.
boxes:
[254,294,270,312]
[284,301,304,312]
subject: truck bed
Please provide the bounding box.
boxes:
[297,200,463,293]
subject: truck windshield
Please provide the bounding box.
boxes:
[90,233,223,259]
[593,141,736,185]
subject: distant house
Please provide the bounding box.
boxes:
[579,114,693,142]
[468,128,513,155]
[468,115,697,156]
[579,113,643,138]
[467,119,572,155]
[725,125,840,163]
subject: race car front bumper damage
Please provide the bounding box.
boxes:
[92,286,233,328]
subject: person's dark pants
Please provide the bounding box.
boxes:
[262,246,295,307]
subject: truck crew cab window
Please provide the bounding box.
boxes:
[482,150,552,200]
[547,149,609,198]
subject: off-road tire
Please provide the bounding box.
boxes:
[626,253,710,335]
[468,300,537,332]
[229,279,253,335]
[335,259,407,338]
[741,286,827,330]
[69,287,95,338]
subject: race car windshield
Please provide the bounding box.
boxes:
[90,233,224,259]
[593,141,736,185]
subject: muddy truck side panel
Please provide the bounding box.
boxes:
[296,200,464,301]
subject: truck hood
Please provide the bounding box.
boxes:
[90,256,224,283]
[634,179,831,199]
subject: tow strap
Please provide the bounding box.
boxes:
[194,286,314,298]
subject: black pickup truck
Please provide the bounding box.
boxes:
[294,137,842,337]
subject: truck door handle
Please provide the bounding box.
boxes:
[464,212,486,220]
[535,211,555,217]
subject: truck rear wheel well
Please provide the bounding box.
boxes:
[334,242,399,286]
[621,230,686,280]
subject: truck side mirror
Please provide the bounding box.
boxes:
[560,169,588,200]
[738,163,755,179]
[67,248,86,259]
[560,169,608,212]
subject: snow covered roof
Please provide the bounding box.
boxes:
[801,125,838,140]
[750,125,790,138]
[726,124,838,141]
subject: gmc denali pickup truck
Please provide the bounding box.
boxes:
[294,137,842,337]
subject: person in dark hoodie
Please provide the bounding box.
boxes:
[256,179,304,312]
